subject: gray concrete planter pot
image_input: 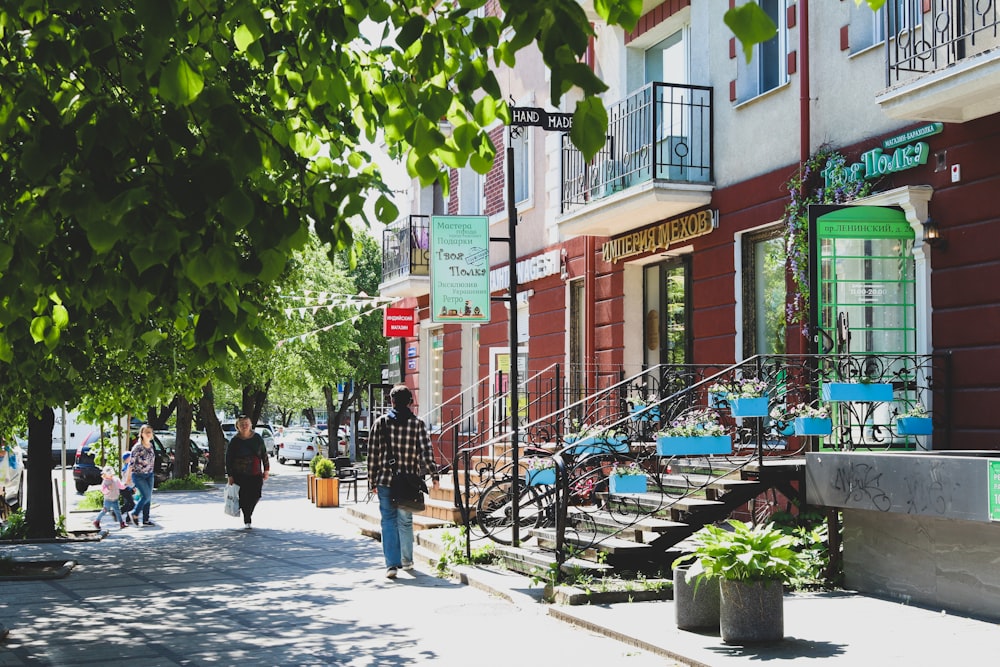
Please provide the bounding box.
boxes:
[719,578,784,644]
[673,566,720,631]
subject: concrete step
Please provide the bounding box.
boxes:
[490,543,612,578]
[531,528,653,557]
[566,507,687,544]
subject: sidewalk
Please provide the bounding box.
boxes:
[3,465,998,667]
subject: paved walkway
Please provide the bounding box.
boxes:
[3,464,998,666]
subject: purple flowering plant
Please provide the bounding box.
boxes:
[657,409,727,438]
[526,456,555,471]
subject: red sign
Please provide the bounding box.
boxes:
[383,308,416,337]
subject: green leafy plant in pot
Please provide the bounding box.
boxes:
[675,519,807,645]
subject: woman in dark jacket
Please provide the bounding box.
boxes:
[226,415,270,529]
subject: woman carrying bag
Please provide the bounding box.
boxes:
[225,415,270,530]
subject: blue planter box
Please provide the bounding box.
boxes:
[897,416,933,436]
[708,391,726,408]
[821,382,893,402]
[526,468,555,486]
[609,474,647,494]
[728,396,769,417]
[794,417,832,436]
[630,405,660,422]
[565,435,629,455]
[656,435,733,456]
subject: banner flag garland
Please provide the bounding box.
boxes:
[275,291,400,347]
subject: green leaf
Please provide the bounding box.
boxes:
[29,316,50,344]
[569,98,608,162]
[51,304,69,329]
[397,15,426,50]
[234,24,255,53]
[141,330,165,348]
[724,4,777,64]
[0,335,12,363]
[159,56,205,106]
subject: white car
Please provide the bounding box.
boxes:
[277,434,327,466]
[255,427,276,457]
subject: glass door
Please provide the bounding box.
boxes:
[644,258,692,394]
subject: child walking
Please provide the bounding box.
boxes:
[93,466,126,530]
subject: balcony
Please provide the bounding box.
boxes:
[558,82,713,238]
[379,215,430,299]
[877,0,1000,122]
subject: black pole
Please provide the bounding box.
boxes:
[507,128,521,545]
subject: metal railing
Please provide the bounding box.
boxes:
[887,0,1000,84]
[381,215,430,283]
[561,82,713,214]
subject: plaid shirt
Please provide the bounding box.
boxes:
[368,407,437,487]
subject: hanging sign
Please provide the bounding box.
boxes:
[431,215,490,323]
[510,106,574,132]
[823,123,942,188]
[383,308,416,338]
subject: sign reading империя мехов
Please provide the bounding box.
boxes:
[430,215,490,323]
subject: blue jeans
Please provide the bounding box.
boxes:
[132,472,154,522]
[376,486,414,568]
[95,499,122,525]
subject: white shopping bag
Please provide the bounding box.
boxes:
[224,483,241,517]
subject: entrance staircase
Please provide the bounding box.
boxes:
[369,353,948,580]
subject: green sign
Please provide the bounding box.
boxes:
[989,460,1000,521]
[430,215,490,323]
[816,206,914,240]
[822,123,941,189]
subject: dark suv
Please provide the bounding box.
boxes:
[72,431,201,494]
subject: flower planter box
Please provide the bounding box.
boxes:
[708,391,726,408]
[656,435,733,456]
[314,477,339,508]
[307,473,315,501]
[793,417,832,436]
[897,416,933,436]
[630,405,660,422]
[565,435,629,455]
[821,382,893,402]
[728,396,770,417]
[526,468,556,486]
[608,474,647,494]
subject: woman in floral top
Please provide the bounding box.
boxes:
[125,424,157,527]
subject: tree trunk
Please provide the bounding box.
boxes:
[173,394,193,478]
[241,381,270,425]
[26,408,56,539]
[323,384,337,458]
[201,382,227,479]
[146,397,178,430]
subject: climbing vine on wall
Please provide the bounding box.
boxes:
[783,148,873,333]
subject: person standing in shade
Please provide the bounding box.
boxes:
[126,425,157,527]
[226,415,269,530]
[368,385,439,579]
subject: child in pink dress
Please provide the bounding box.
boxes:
[93,466,126,530]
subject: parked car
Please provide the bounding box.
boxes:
[72,430,201,494]
[255,426,276,457]
[277,434,327,466]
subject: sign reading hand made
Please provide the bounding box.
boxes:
[511,106,573,132]
[431,216,490,323]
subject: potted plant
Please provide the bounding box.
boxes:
[676,519,807,644]
[629,397,661,423]
[313,457,339,507]
[655,409,732,456]
[726,377,770,417]
[524,457,556,486]
[307,454,325,501]
[896,403,933,436]
[563,421,628,455]
[777,403,832,436]
[706,382,730,408]
[608,461,647,494]
[821,376,893,402]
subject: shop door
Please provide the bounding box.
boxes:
[644,257,691,378]
[814,206,916,447]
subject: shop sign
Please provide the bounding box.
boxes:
[489,249,560,293]
[386,339,404,384]
[510,106,573,132]
[430,215,490,323]
[382,308,416,338]
[601,209,716,264]
[823,123,942,189]
[989,460,1000,521]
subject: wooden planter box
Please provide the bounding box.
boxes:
[794,417,832,436]
[897,416,933,435]
[728,396,770,417]
[656,435,733,456]
[314,477,339,507]
[608,474,647,494]
[526,468,556,486]
[822,382,893,402]
[307,473,315,501]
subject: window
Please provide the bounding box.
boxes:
[742,228,787,358]
[510,126,530,205]
[458,166,481,215]
[735,0,787,102]
[851,0,920,53]
[424,328,444,430]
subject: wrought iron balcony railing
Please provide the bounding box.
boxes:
[381,214,430,283]
[886,0,1000,84]
[560,82,713,214]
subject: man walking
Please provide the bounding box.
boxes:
[369,385,439,579]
